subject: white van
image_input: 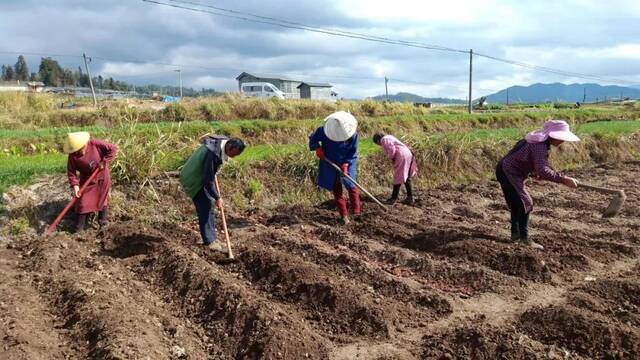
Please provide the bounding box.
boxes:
[240,82,286,99]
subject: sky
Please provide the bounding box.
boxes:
[1,0,639,98]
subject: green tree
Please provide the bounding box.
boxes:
[4,66,15,81]
[38,57,64,86]
[14,55,29,81]
[29,72,39,81]
[77,66,90,87]
[61,69,75,86]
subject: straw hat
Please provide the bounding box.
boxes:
[323,111,357,142]
[63,132,90,154]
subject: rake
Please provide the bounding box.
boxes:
[578,182,626,218]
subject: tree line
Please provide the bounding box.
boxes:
[1,55,220,96]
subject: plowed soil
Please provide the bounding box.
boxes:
[2,161,639,359]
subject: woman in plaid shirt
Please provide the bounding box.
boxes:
[496,120,580,250]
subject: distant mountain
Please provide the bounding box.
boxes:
[483,83,640,104]
[371,92,465,104]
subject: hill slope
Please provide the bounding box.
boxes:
[371,92,465,104]
[484,83,640,103]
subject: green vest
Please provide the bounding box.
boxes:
[180,145,207,199]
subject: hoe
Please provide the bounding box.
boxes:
[578,182,626,218]
[323,158,387,211]
[44,167,102,237]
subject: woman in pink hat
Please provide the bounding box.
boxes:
[496,120,579,250]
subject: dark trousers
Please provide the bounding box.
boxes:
[496,163,529,240]
[193,189,217,245]
[391,178,413,199]
[333,176,361,217]
[74,207,108,232]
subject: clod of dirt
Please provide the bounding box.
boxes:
[422,325,554,359]
[519,305,640,358]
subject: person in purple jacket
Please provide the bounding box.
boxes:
[496,120,579,250]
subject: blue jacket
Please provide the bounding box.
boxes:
[308,126,358,191]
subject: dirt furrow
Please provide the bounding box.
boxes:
[247,227,453,313]
[103,226,332,359]
[0,247,80,360]
[23,231,214,359]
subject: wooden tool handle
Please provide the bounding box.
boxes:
[578,182,623,196]
[214,176,234,259]
[44,167,102,238]
[323,158,388,211]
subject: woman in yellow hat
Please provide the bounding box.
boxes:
[64,132,117,232]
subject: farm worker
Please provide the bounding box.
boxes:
[64,132,117,232]
[496,120,579,250]
[373,133,417,204]
[180,135,245,252]
[309,111,360,224]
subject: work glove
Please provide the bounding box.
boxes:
[341,163,349,174]
[315,148,324,159]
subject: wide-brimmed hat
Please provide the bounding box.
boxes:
[323,111,357,142]
[525,120,580,143]
[63,132,90,154]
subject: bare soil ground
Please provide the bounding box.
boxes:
[1,161,639,359]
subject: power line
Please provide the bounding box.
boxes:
[164,0,466,54]
[473,51,636,85]
[142,0,468,54]
[142,0,637,85]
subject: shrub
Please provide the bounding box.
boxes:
[244,179,263,201]
[200,102,231,121]
[162,103,190,122]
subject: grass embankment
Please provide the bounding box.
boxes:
[3,106,640,155]
[2,91,639,129]
[2,119,639,206]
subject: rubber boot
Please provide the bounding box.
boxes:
[98,207,109,228]
[387,185,400,204]
[74,214,87,233]
[403,179,414,204]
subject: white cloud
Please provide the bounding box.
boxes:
[1,0,639,98]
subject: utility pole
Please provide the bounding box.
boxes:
[175,69,183,99]
[384,76,389,101]
[583,87,586,103]
[468,49,473,114]
[506,88,509,106]
[83,53,97,107]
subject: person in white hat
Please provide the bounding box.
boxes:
[309,111,361,224]
[64,132,117,232]
[496,120,579,250]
